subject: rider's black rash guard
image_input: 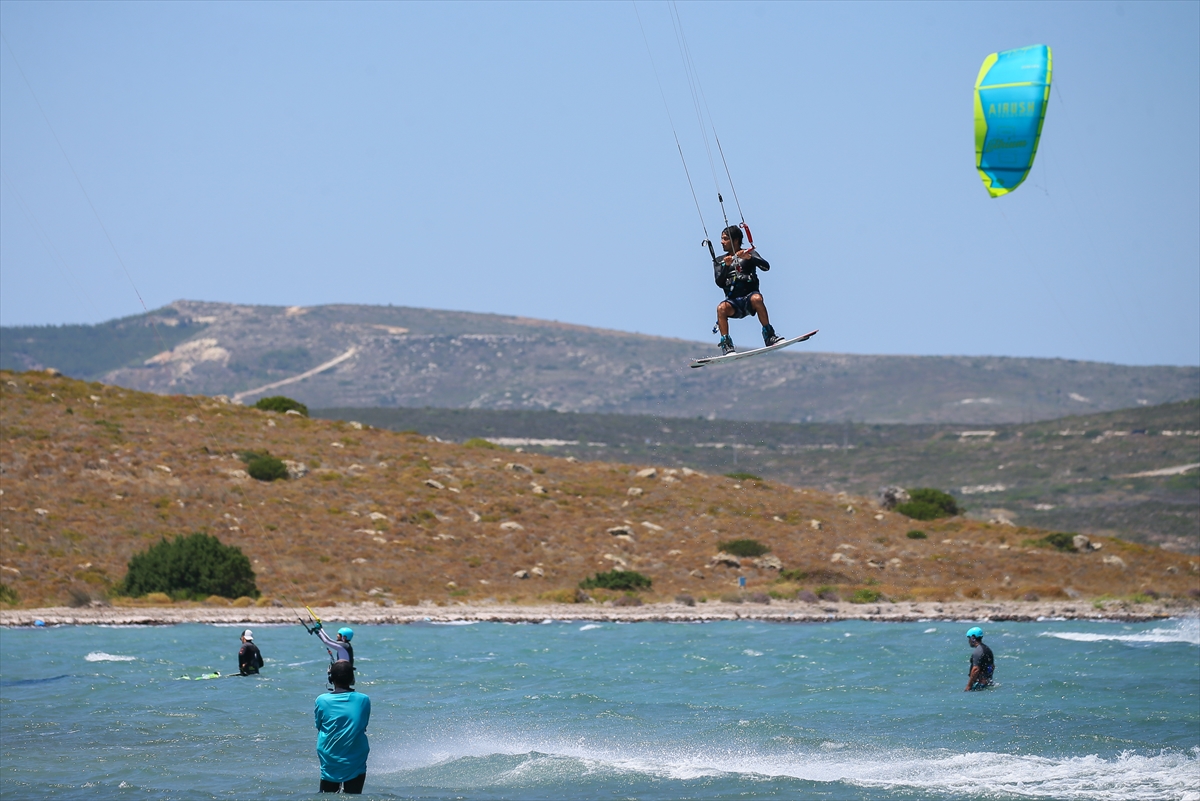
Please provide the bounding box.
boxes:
[969,642,995,686]
[714,251,770,299]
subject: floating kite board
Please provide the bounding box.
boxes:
[689,329,818,368]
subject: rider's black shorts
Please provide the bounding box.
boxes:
[720,293,762,319]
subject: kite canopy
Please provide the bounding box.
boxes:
[974,44,1052,198]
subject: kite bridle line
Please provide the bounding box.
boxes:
[633,0,710,249]
[668,0,756,254]
[636,2,757,261]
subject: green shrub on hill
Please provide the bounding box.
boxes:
[849,588,883,603]
[247,455,288,482]
[579,569,652,592]
[0,583,17,605]
[463,438,500,449]
[1028,531,1077,552]
[906,530,927,539]
[717,538,769,558]
[724,472,763,482]
[895,488,960,520]
[254,396,308,416]
[120,533,259,600]
[236,449,288,481]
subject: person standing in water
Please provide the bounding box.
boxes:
[310,623,354,666]
[965,626,995,691]
[315,660,370,794]
[238,629,264,676]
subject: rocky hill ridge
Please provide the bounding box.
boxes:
[2,300,1197,424]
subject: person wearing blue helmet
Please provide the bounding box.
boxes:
[309,622,354,667]
[965,627,994,691]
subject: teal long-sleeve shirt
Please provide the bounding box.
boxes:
[314,690,370,782]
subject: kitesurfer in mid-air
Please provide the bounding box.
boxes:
[315,660,370,794]
[310,622,354,666]
[965,626,995,691]
[238,629,264,676]
[713,225,783,355]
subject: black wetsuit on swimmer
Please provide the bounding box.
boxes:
[239,642,264,675]
[968,642,995,690]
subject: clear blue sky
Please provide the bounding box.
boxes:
[2,1,1197,367]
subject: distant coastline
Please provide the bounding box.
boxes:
[4,600,1195,627]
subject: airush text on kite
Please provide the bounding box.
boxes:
[986,102,1040,118]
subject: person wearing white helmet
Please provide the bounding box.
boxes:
[965,626,994,691]
[238,629,264,676]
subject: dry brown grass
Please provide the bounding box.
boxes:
[1,370,1197,609]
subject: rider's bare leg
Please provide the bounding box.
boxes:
[749,294,770,327]
[716,301,734,337]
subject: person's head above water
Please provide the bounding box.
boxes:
[328,660,355,688]
[338,627,354,642]
[241,629,253,642]
[966,626,984,641]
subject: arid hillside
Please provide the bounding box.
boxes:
[1,370,1196,609]
[4,300,1198,424]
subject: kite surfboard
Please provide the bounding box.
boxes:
[177,671,243,680]
[689,329,818,368]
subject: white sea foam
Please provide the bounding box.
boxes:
[430,620,476,626]
[742,649,763,657]
[579,624,603,631]
[85,652,136,662]
[378,736,1200,800]
[1041,618,1200,646]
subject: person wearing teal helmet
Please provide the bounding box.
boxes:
[965,627,994,691]
[309,622,354,666]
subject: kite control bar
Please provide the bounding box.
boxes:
[302,605,322,634]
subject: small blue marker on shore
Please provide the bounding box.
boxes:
[34,619,45,627]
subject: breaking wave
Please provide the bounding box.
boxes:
[376,735,1199,800]
[1041,617,1199,646]
[85,651,136,662]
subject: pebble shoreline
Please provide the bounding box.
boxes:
[3,600,1194,626]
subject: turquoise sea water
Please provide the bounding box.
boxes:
[2,617,1197,800]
